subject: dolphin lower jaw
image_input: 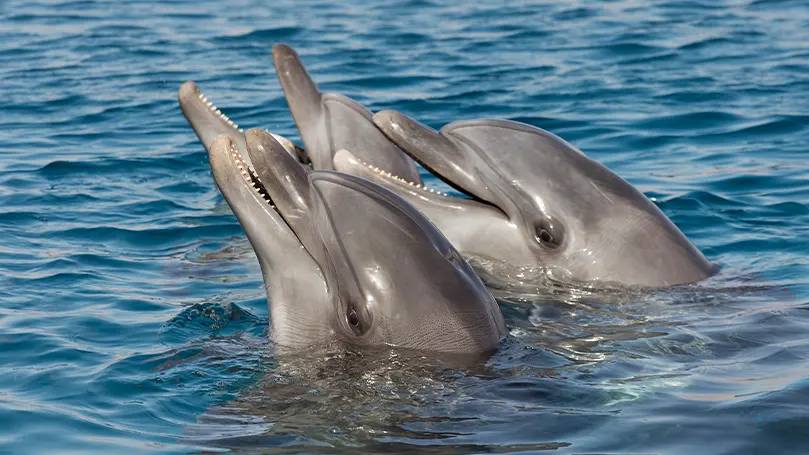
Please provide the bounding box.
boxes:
[225,138,277,209]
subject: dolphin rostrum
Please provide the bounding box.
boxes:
[271,44,422,184]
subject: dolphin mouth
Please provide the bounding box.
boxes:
[336,150,449,196]
[333,148,508,219]
[218,133,281,217]
[217,131,317,254]
[185,82,457,198]
[181,81,310,165]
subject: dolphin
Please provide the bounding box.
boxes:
[178,47,716,288]
[331,110,719,288]
[271,43,422,184]
[205,128,506,354]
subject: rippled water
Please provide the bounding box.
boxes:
[3,0,809,453]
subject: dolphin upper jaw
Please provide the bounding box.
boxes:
[271,43,423,184]
[179,81,309,166]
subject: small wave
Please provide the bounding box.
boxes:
[213,27,301,45]
[53,224,243,249]
[634,111,745,133]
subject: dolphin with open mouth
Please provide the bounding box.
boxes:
[177,43,422,186]
[266,44,718,287]
[179,44,717,288]
[204,128,506,354]
[334,111,719,287]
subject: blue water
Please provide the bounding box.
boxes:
[3,0,809,453]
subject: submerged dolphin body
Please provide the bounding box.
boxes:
[334,111,718,287]
[204,128,506,354]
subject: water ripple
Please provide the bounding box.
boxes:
[2,0,809,453]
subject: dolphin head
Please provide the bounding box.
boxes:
[337,110,718,288]
[207,128,506,354]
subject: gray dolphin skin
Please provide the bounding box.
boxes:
[334,110,719,288]
[206,128,506,354]
[272,44,422,184]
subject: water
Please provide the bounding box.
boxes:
[2,0,809,453]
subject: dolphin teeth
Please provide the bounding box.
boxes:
[358,161,447,196]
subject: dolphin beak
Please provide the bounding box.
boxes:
[179,81,309,165]
[245,128,319,251]
[179,82,249,163]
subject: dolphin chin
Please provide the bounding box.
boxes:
[335,111,718,288]
[206,129,506,355]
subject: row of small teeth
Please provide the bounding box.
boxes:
[198,90,244,133]
[358,160,447,196]
[197,87,443,198]
[228,143,275,207]
[196,88,271,206]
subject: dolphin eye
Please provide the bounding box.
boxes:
[347,309,359,327]
[534,220,562,249]
[347,308,362,334]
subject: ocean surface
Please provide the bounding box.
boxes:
[3,0,809,453]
